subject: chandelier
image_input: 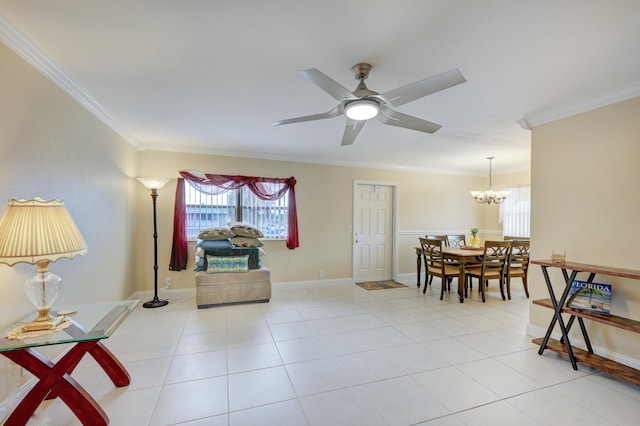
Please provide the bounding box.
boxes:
[470,156,510,204]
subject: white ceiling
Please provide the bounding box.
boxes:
[1,1,639,176]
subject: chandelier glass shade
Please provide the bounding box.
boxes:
[470,157,510,204]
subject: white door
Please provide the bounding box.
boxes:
[354,184,393,281]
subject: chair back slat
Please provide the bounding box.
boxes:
[508,240,530,268]
[426,235,448,246]
[505,239,531,298]
[446,234,466,247]
[482,241,511,272]
[420,237,444,267]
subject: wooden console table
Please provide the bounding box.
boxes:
[531,259,640,385]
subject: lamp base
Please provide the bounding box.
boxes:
[143,298,169,308]
[22,315,66,332]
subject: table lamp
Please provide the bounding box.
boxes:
[0,198,87,331]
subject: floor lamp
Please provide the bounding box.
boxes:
[137,178,170,308]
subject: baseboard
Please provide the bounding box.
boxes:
[396,272,418,284]
[132,276,417,296]
[129,287,195,301]
[272,277,354,289]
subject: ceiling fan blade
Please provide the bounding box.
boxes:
[381,69,466,107]
[271,105,342,126]
[341,119,366,146]
[378,104,441,134]
[298,68,354,101]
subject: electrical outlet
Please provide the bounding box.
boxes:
[319,269,325,277]
[165,277,171,287]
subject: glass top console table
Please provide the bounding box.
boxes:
[0,300,139,425]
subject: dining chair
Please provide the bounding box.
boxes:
[505,239,530,299]
[425,235,449,286]
[419,237,460,300]
[446,234,466,247]
[464,240,512,302]
[447,234,482,289]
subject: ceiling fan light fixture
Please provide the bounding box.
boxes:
[345,100,379,121]
[273,66,466,145]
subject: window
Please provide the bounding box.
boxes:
[170,172,298,271]
[185,183,289,240]
[499,186,531,237]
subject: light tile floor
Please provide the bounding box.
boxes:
[24,279,640,425]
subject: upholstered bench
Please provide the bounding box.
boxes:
[195,266,271,308]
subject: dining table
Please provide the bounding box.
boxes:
[415,244,484,303]
[442,246,484,303]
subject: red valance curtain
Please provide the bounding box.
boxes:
[169,171,299,270]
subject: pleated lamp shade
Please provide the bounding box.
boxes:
[0,198,87,266]
[0,198,87,330]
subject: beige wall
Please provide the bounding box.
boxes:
[135,151,525,289]
[0,43,137,401]
[529,96,640,363]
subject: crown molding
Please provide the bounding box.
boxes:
[517,82,640,130]
[136,141,480,176]
[0,12,140,148]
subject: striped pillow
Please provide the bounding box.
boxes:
[205,255,249,273]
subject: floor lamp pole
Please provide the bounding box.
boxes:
[143,187,169,308]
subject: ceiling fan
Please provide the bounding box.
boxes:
[271,63,466,146]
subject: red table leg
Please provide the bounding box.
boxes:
[2,340,110,426]
[90,341,131,387]
[44,341,131,402]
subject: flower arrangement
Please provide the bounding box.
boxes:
[470,228,481,248]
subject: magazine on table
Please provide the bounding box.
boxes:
[566,280,612,315]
